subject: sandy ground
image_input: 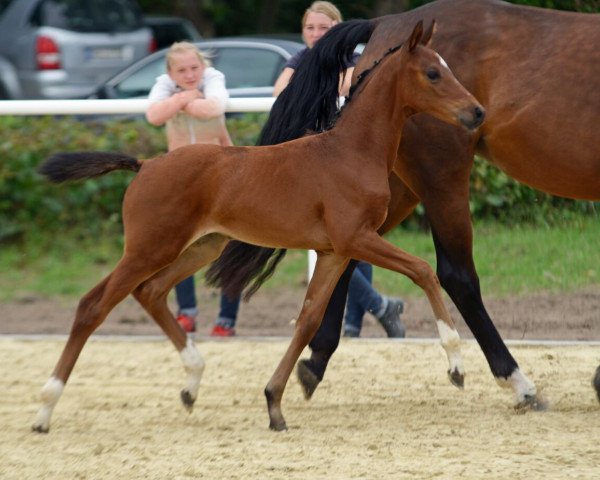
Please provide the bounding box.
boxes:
[0,339,599,479]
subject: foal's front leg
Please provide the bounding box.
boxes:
[346,231,465,388]
[265,252,349,431]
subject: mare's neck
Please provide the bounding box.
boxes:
[327,59,407,172]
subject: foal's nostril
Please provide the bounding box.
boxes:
[474,106,485,123]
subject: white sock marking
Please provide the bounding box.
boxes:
[496,369,537,403]
[436,320,465,376]
[33,376,64,431]
[179,337,205,399]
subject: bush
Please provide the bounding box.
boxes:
[0,114,597,245]
[0,114,267,244]
[469,156,598,226]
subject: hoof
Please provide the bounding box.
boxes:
[269,420,288,432]
[593,366,600,403]
[447,368,465,389]
[31,424,49,434]
[180,389,196,412]
[296,360,320,400]
[514,393,548,413]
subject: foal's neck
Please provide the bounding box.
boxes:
[327,54,408,172]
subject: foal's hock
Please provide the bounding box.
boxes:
[33,21,484,433]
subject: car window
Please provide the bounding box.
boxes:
[114,57,165,98]
[112,46,288,98]
[30,0,144,33]
[211,47,286,89]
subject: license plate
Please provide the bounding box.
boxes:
[84,46,125,61]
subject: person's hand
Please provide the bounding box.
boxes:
[176,89,202,108]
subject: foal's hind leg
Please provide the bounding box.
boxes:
[32,255,166,433]
[344,231,465,388]
[132,234,230,412]
[266,252,349,431]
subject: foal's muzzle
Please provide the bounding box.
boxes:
[460,105,486,130]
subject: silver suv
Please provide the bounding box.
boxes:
[0,0,153,99]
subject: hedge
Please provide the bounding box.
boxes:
[0,114,596,244]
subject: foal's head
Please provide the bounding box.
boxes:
[397,21,485,130]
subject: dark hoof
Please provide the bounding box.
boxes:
[593,365,600,403]
[514,393,548,413]
[32,425,49,434]
[448,369,465,389]
[180,389,195,412]
[269,420,288,432]
[296,360,320,400]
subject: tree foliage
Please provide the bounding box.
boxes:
[137,0,599,38]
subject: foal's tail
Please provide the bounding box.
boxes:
[206,19,376,300]
[39,151,140,183]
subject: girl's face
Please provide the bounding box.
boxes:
[302,11,337,48]
[168,51,205,90]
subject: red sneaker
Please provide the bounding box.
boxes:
[210,325,236,337]
[176,314,196,333]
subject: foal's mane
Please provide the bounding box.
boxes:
[324,44,403,132]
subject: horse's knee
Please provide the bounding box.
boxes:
[437,265,480,306]
[71,291,106,334]
[132,280,168,308]
[411,261,440,290]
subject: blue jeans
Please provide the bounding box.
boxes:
[344,262,383,334]
[215,292,240,329]
[174,275,198,318]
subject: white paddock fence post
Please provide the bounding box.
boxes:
[0,97,322,282]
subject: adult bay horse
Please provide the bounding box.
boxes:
[33,22,484,432]
[207,0,600,407]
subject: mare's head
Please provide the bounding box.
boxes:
[397,21,485,130]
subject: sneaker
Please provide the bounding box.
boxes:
[177,314,196,333]
[210,325,236,337]
[377,298,405,338]
[343,329,360,338]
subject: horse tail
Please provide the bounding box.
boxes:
[205,19,376,300]
[39,151,140,183]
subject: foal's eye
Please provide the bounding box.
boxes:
[426,69,441,82]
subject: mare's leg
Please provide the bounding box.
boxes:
[32,254,171,433]
[266,252,349,431]
[343,231,465,387]
[297,175,419,398]
[399,118,543,409]
[296,259,358,399]
[132,233,230,411]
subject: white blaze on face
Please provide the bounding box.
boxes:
[435,52,449,70]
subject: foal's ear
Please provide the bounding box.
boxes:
[421,20,436,47]
[408,20,424,53]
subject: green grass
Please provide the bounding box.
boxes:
[375,217,599,297]
[0,217,598,303]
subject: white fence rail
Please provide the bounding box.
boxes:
[0,97,317,278]
[0,97,276,116]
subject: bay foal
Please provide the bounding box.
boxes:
[34,22,484,432]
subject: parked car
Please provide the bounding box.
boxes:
[145,15,202,50]
[90,37,304,100]
[0,0,154,99]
